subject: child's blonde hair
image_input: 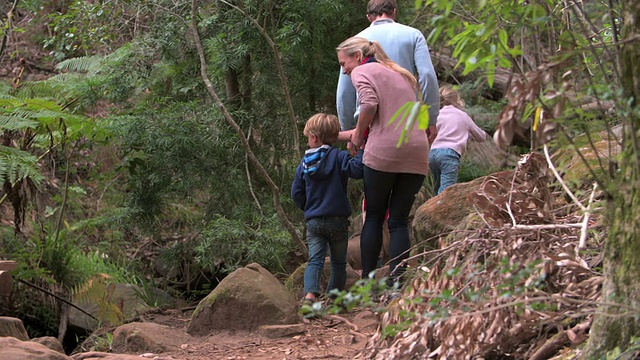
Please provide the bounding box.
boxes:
[303,113,340,144]
[439,85,465,110]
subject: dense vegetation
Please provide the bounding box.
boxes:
[1,0,639,358]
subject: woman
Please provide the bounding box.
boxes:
[336,36,429,284]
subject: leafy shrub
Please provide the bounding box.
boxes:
[194,213,292,274]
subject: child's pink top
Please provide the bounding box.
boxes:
[431,105,487,156]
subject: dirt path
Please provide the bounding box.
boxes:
[139,308,379,360]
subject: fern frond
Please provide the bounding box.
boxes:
[19,79,72,100]
[0,115,39,130]
[0,145,44,185]
[72,273,125,326]
[0,94,21,107]
[56,55,103,73]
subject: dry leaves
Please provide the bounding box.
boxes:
[362,152,603,360]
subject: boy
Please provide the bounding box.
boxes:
[291,113,363,305]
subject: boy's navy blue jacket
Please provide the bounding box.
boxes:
[291,146,363,220]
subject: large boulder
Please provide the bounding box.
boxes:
[0,337,70,360]
[0,316,30,340]
[284,258,360,300]
[346,224,390,271]
[412,171,513,251]
[187,263,298,336]
[111,322,193,354]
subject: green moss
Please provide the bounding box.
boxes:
[192,286,233,318]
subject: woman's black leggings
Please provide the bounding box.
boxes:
[360,165,425,283]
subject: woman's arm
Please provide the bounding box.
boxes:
[352,104,376,148]
[337,129,355,142]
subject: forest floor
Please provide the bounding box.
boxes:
[132,306,377,360]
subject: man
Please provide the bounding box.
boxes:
[336,0,439,141]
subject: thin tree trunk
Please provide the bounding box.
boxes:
[584,0,640,357]
[189,0,307,258]
[224,68,241,110]
[219,0,301,159]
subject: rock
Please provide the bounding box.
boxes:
[31,336,65,354]
[352,310,379,333]
[0,316,30,340]
[0,337,70,360]
[258,324,306,338]
[412,173,505,251]
[187,263,299,336]
[0,261,17,297]
[111,322,193,354]
[346,222,390,271]
[71,352,150,360]
[284,259,360,300]
[0,270,13,296]
[463,137,518,171]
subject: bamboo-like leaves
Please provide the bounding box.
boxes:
[388,101,430,148]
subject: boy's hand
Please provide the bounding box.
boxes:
[347,141,358,156]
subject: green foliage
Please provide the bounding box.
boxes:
[419,0,541,86]
[42,0,139,61]
[71,273,125,327]
[388,101,430,146]
[299,273,395,319]
[112,103,246,231]
[458,158,490,183]
[604,337,640,359]
[89,332,114,353]
[194,213,292,274]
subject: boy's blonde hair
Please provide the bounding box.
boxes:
[303,113,340,144]
[439,85,465,110]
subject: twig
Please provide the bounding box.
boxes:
[543,144,587,211]
[245,126,263,215]
[17,279,98,321]
[326,314,360,332]
[508,223,583,230]
[441,294,639,322]
[506,167,519,227]
[579,182,598,250]
[349,329,370,340]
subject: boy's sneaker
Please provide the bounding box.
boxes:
[302,297,315,307]
[380,291,402,306]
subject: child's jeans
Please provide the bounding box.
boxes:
[304,216,349,296]
[429,148,461,195]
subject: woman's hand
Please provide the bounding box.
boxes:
[351,129,365,149]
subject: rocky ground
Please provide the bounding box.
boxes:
[104,307,378,360]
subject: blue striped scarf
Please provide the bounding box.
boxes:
[303,145,330,175]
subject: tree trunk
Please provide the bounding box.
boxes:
[584,0,640,357]
[224,67,241,110]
